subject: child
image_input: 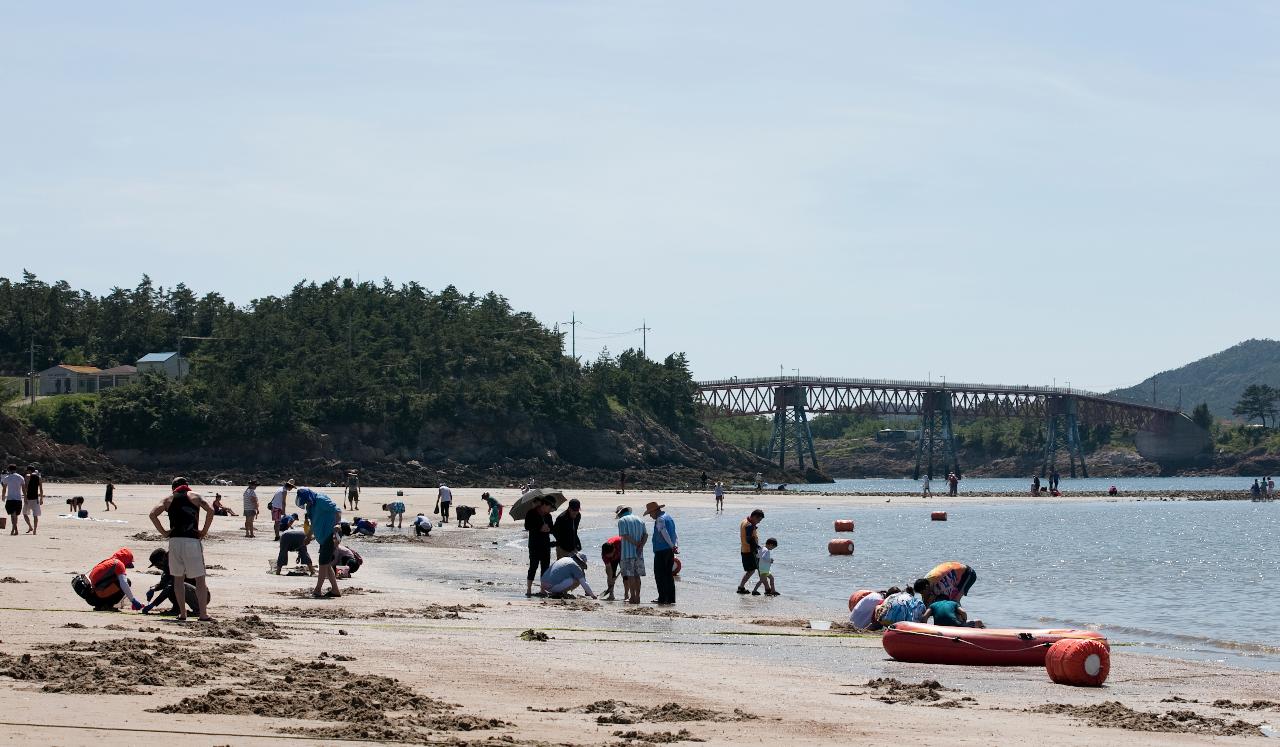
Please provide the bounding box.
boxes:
[752,538,779,596]
[921,598,984,628]
[482,492,503,527]
[382,501,406,528]
[412,513,433,536]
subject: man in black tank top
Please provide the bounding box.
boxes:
[149,477,215,621]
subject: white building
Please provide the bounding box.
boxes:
[136,352,189,378]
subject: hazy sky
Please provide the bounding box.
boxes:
[4,3,1277,391]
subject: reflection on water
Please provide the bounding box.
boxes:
[784,476,1264,494]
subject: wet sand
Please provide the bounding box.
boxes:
[0,483,1276,745]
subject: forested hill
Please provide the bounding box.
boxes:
[1108,339,1280,420]
[0,273,792,484]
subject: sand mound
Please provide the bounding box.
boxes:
[620,607,700,619]
[1031,702,1260,736]
[0,636,242,695]
[551,700,755,725]
[611,728,706,744]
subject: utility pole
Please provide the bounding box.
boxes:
[562,312,581,360]
[29,336,35,405]
[640,319,651,358]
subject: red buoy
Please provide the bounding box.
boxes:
[848,588,873,611]
[1045,638,1111,687]
[931,511,947,521]
[673,557,683,576]
[833,519,855,532]
[828,539,854,555]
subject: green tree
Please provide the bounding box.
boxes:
[1232,385,1278,427]
[1191,402,1214,431]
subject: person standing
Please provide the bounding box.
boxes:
[755,472,763,493]
[713,481,725,512]
[104,482,118,511]
[242,479,260,538]
[3,464,25,536]
[618,470,627,495]
[437,483,453,523]
[616,505,648,604]
[1031,475,1041,496]
[700,471,708,490]
[553,499,583,560]
[921,474,932,498]
[737,509,765,594]
[147,477,214,621]
[345,470,360,510]
[524,499,553,596]
[23,465,43,535]
[646,501,678,606]
[296,488,341,598]
[269,480,296,540]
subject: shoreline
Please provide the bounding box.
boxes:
[0,483,1275,745]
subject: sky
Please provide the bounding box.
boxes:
[3,2,1278,392]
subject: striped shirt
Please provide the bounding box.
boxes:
[617,514,647,560]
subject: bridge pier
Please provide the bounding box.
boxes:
[914,390,959,481]
[1043,396,1087,479]
[767,385,818,471]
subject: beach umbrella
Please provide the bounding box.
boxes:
[509,489,567,521]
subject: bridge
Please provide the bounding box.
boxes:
[695,376,1203,479]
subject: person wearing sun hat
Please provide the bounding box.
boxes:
[296,487,342,598]
[615,505,648,604]
[645,501,678,606]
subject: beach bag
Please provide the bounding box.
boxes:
[71,574,94,603]
[433,498,440,515]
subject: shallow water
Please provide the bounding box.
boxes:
[783,475,1269,494]
[581,499,1280,670]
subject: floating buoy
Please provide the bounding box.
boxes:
[848,588,873,611]
[833,519,855,532]
[1045,638,1111,687]
[673,557,683,576]
[931,511,947,521]
[828,539,854,555]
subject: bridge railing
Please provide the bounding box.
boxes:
[694,375,1180,415]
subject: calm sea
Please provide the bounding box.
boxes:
[581,497,1280,670]
[782,476,1266,494]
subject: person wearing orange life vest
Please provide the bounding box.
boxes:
[82,548,144,611]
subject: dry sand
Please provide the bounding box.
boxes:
[0,483,1276,746]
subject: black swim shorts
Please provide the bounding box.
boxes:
[741,552,758,572]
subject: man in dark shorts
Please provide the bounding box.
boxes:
[2,464,25,536]
[105,482,118,511]
[23,466,44,535]
[737,509,765,594]
[345,470,360,510]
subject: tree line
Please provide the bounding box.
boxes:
[4,273,698,451]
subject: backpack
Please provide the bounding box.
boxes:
[71,574,94,602]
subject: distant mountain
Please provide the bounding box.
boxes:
[1109,339,1280,420]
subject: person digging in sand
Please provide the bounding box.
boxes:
[148,477,215,622]
[539,552,596,599]
[141,548,209,616]
[296,487,342,598]
[75,547,144,612]
[276,527,316,575]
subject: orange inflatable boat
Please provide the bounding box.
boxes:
[882,622,1107,667]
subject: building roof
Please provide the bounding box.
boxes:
[100,365,137,375]
[41,364,102,375]
[138,352,179,363]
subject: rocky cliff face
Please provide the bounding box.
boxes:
[0,410,133,481]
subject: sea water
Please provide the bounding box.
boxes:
[581,498,1280,669]
[784,475,1265,494]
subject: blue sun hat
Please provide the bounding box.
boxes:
[295,487,316,508]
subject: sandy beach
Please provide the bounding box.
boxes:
[0,483,1276,746]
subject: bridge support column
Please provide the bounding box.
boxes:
[914,390,959,481]
[1043,396,1088,479]
[767,385,818,471]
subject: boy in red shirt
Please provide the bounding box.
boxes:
[600,535,622,601]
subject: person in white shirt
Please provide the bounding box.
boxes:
[713,482,724,512]
[242,479,261,538]
[270,480,296,540]
[921,475,932,497]
[437,484,453,523]
[2,464,25,536]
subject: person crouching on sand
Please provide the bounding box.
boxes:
[141,548,209,616]
[921,597,984,628]
[296,488,342,598]
[540,552,597,599]
[412,513,433,536]
[75,548,144,611]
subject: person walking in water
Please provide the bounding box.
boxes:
[147,477,215,622]
[737,509,765,594]
[713,481,725,512]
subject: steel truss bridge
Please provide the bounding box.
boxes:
[696,376,1185,479]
